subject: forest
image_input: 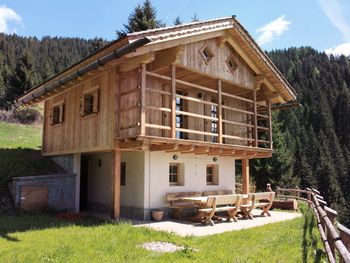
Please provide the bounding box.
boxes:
[0,1,350,226]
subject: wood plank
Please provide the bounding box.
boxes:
[140,64,146,136]
[112,150,121,218]
[242,159,250,194]
[253,89,258,147]
[171,64,176,138]
[120,53,155,72]
[218,79,223,144]
[267,100,273,149]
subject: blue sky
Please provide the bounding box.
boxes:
[1,0,350,55]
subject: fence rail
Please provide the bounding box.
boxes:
[275,186,350,263]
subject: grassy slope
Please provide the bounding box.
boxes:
[0,207,324,263]
[0,121,42,149]
[0,121,62,187]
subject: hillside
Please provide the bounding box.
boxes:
[253,47,350,226]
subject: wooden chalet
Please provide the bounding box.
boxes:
[17,17,297,220]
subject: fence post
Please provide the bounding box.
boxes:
[325,206,338,259]
[338,223,350,254]
[276,186,280,197]
[266,183,272,192]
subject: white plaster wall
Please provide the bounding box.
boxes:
[144,151,235,209]
[87,153,113,206]
[120,151,145,208]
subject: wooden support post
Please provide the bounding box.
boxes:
[140,64,146,136]
[267,100,273,149]
[73,153,81,213]
[253,90,258,147]
[242,159,250,194]
[217,79,223,144]
[112,150,121,219]
[171,64,176,139]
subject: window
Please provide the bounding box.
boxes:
[206,164,218,185]
[80,88,99,116]
[226,54,238,74]
[169,163,179,185]
[121,162,126,186]
[199,43,214,64]
[50,102,64,125]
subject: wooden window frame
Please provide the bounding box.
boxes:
[226,54,238,74]
[80,86,100,117]
[169,163,184,186]
[199,43,214,64]
[50,100,64,126]
[206,164,218,185]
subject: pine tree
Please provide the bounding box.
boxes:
[173,15,182,25]
[6,49,39,102]
[116,0,165,37]
[88,37,107,55]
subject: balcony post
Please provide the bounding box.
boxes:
[253,89,258,147]
[267,100,272,149]
[140,64,146,136]
[242,159,250,194]
[217,79,223,144]
[171,64,176,139]
[112,149,121,219]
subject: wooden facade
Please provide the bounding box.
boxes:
[41,35,282,158]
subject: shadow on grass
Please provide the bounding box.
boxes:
[300,204,324,263]
[0,212,105,242]
[0,148,64,187]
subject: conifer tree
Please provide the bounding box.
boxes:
[116,0,165,37]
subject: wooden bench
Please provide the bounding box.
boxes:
[198,194,242,226]
[166,191,202,219]
[202,189,233,196]
[239,192,275,219]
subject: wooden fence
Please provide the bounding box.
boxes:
[275,186,350,263]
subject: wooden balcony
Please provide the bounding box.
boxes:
[117,64,273,158]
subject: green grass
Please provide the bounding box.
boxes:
[0,207,325,263]
[0,121,42,149]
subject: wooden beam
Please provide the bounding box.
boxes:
[216,36,228,48]
[166,145,192,153]
[73,153,81,213]
[140,64,146,136]
[242,159,250,194]
[120,53,155,72]
[217,79,223,144]
[253,89,258,147]
[267,100,273,149]
[112,150,121,219]
[257,91,280,102]
[171,64,176,139]
[149,143,178,151]
[226,34,261,75]
[118,140,144,149]
[151,45,184,71]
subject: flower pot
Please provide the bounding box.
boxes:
[151,209,163,221]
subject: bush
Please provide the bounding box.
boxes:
[12,106,42,124]
[0,106,42,124]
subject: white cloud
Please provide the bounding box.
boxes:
[0,5,22,34]
[325,43,350,56]
[318,0,350,41]
[256,15,291,46]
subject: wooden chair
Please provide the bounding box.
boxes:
[239,192,275,219]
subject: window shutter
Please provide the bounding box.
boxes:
[92,90,99,113]
[59,104,64,123]
[80,96,84,116]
